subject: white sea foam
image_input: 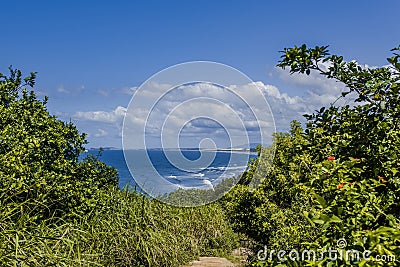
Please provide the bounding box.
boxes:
[202,179,215,191]
[207,166,246,171]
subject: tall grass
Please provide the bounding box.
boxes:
[0,187,238,266]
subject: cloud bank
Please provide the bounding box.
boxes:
[70,67,356,148]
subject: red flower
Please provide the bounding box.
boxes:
[378,176,388,183]
[349,181,358,187]
[327,156,335,161]
[353,157,360,161]
[337,183,345,189]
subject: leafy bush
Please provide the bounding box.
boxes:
[0,67,118,220]
[224,45,400,266]
[222,123,318,253]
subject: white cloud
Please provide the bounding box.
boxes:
[73,77,358,148]
[57,86,69,93]
[94,129,108,137]
[56,85,85,94]
[122,82,276,148]
[95,86,139,97]
[273,62,361,113]
[73,106,127,123]
[120,86,138,95]
[276,61,345,94]
[96,89,110,97]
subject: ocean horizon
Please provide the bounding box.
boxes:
[82,149,257,193]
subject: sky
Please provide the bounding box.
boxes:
[1,1,399,148]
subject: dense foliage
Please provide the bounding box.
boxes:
[0,67,118,218]
[223,45,400,266]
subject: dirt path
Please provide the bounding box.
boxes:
[181,248,250,267]
[181,256,237,267]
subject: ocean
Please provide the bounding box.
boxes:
[83,149,256,193]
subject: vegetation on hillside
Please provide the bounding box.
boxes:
[0,67,238,266]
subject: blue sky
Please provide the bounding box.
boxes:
[1,1,399,148]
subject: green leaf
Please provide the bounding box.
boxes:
[329,215,342,223]
[341,91,350,97]
[313,219,325,224]
[315,194,327,208]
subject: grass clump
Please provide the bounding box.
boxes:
[0,188,238,266]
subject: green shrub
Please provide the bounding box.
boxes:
[224,45,400,266]
[0,67,118,220]
[222,122,318,254]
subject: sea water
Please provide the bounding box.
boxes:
[82,149,256,191]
